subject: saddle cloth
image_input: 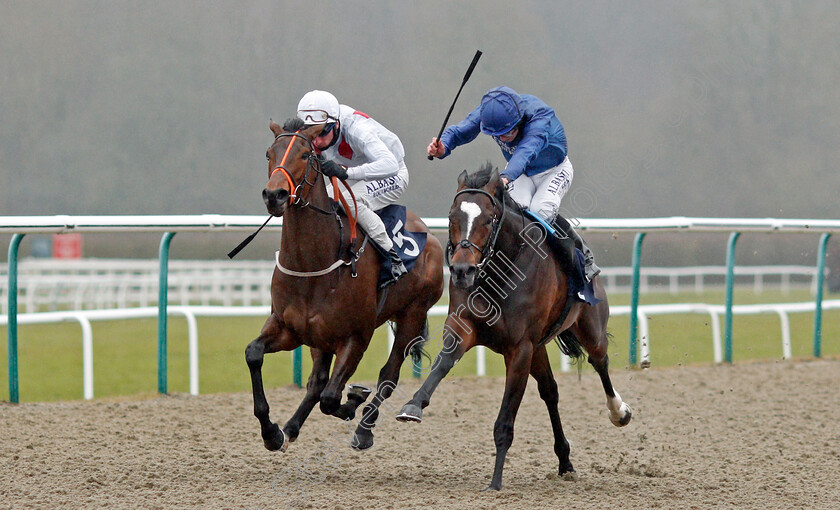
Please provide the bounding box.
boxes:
[569,248,600,306]
[374,204,427,287]
[522,209,599,306]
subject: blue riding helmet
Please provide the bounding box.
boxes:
[479,86,524,136]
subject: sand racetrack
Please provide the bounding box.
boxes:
[2,359,839,509]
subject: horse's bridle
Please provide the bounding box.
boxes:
[445,188,506,272]
[269,131,323,208]
[268,129,363,276]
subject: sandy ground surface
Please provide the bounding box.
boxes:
[2,359,839,509]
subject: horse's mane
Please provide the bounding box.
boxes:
[282,117,305,132]
[463,162,522,213]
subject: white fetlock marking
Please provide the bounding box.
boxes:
[607,391,628,422]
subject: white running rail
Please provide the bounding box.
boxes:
[0,259,825,314]
[5,300,838,400]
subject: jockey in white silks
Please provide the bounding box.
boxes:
[297,89,408,287]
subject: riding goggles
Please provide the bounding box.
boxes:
[299,109,337,125]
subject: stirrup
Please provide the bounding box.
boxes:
[379,267,407,289]
[585,259,601,282]
[388,249,408,279]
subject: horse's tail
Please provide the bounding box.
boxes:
[407,318,432,368]
[554,329,587,378]
[555,330,585,360]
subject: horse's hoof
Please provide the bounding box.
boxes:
[319,395,341,416]
[350,428,374,451]
[347,384,372,402]
[263,425,288,452]
[610,403,633,427]
[481,484,501,492]
[282,424,299,443]
[396,403,422,423]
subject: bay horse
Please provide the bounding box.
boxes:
[246,118,444,452]
[396,163,632,491]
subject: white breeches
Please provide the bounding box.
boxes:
[507,157,574,221]
[325,161,409,252]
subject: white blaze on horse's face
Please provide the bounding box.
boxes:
[460,201,482,241]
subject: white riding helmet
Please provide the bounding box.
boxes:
[297,90,340,125]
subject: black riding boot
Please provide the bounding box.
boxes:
[384,247,408,286]
[567,228,601,282]
[552,215,601,282]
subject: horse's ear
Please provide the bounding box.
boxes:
[488,167,504,198]
[456,169,469,190]
[270,120,282,137]
[303,124,323,138]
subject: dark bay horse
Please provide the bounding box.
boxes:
[397,163,632,491]
[246,118,444,452]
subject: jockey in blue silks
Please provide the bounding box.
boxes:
[427,86,600,281]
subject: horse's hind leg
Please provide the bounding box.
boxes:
[352,313,427,450]
[530,345,574,475]
[574,298,632,427]
[245,315,300,452]
[589,352,632,427]
[283,348,332,442]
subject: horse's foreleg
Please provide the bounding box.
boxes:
[283,348,332,442]
[352,315,426,450]
[245,338,283,450]
[589,353,632,427]
[530,346,574,475]
[486,342,534,491]
[396,319,475,423]
[246,315,299,452]
[320,335,368,416]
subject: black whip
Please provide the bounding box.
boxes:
[227,215,272,259]
[427,50,483,160]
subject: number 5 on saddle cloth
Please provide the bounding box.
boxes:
[369,204,427,288]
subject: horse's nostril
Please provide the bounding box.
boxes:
[453,263,476,281]
[262,187,289,205]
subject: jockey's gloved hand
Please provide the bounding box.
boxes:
[318,156,349,180]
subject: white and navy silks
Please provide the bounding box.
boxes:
[439,88,574,222]
[318,105,409,253]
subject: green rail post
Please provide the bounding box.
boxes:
[724,232,740,364]
[6,234,25,404]
[628,232,646,367]
[813,233,831,358]
[293,347,302,387]
[158,232,176,395]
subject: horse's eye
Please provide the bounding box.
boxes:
[301,152,309,161]
[265,151,270,161]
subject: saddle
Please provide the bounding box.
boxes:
[522,210,600,347]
